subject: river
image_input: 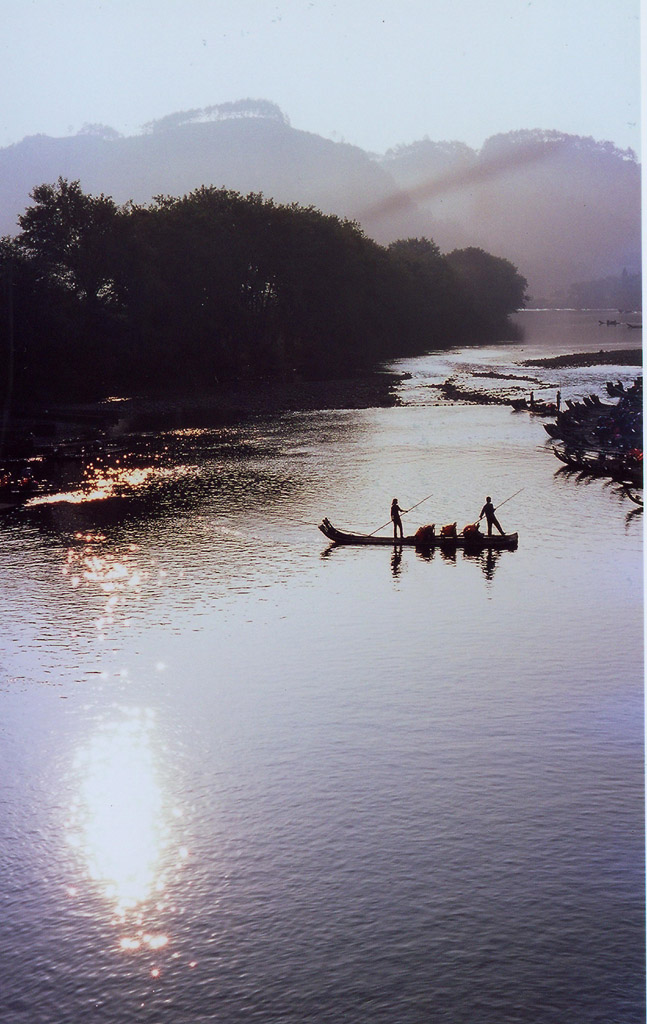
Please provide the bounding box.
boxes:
[0,310,643,1023]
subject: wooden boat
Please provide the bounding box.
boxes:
[319,518,518,549]
[527,401,557,417]
[509,397,556,416]
[582,394,609,409]
[553,447,643,486]
[544,422,561,438]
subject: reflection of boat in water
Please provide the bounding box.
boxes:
[624,488,643,507]
[319,518,518,549]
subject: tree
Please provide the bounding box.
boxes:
[386,237,459,342]
[17,178,119,309]
[15,179,124,394]
[77,123,122,140]
[445,247,528,331]
[5,181,530,399]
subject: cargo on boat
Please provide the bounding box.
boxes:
[319,518,518,549]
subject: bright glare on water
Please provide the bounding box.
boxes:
[0,311,643,1023]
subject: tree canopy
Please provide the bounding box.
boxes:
[0,178,527,400]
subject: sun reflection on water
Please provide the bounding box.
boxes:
[66,708,186,956]
[60,533,152,639]
[30,465,162,505]
[68,709,165,911]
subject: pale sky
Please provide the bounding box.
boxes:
[0,0,642,154]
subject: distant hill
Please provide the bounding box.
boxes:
[379,130,641,305]
[0,101,397,238]
[0,101,641,302]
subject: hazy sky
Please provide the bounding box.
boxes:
[1,0,642,154]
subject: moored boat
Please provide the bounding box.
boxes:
[544,422,561,438]
[552,446,643,486]
[319,518,518,549]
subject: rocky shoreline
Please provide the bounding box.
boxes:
[1,370,402,455]
[0,369,405,510]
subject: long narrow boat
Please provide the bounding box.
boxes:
[319,518,518,549]
[552,446,643,486]
[544,422,561,438]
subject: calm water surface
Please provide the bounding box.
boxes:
[0,311,643,1022]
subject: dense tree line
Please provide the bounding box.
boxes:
[0,178,527,400]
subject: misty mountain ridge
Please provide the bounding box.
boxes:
[0,100,640,302]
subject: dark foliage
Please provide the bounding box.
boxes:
[445,247,529,332]
[0,179,527,400]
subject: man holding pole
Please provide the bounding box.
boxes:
[391,498,407,540]
[479,496,505,536]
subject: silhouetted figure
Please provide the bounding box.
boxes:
[556,390,561,412]
[480,496,505,536]
[391,498,406,540]
[529,391,535,409]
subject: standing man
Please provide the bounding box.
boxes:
[479,496,505,536]
[391,498,407,541]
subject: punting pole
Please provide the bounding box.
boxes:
[494,487,525,512]
[478,487,525,522]
[368,490,435,537]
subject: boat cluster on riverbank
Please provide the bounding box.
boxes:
[544,376,642,488]
[434,353,643,496]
